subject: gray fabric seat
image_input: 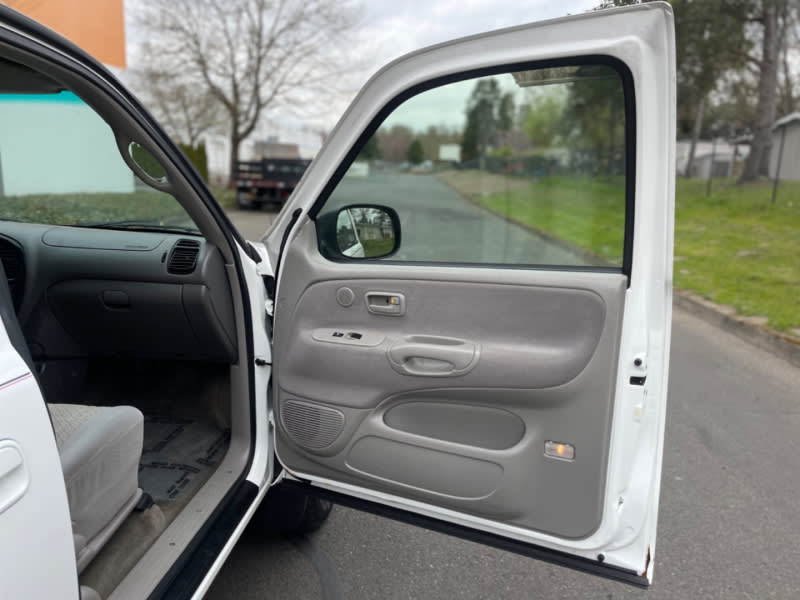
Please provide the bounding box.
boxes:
[49,403,144,573]
[0,261,145,575]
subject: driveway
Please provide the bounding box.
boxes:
[330,173,591,264]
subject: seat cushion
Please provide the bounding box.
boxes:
[49,404,143,567]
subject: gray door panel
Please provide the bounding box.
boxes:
[274,223,626,539]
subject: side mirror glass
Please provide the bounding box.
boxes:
[322,204,400,259]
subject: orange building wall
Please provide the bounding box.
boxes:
[7,0,126,68]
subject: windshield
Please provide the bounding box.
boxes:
[0,91,198,233]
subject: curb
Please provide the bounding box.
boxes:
[674,290,800,368]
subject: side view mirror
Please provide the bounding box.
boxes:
[317,204,401,260]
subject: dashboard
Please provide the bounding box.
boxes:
[0,222,237,363]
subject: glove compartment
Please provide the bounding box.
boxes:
[47,280,237,362]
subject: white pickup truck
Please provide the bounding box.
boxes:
[0,2,674,599]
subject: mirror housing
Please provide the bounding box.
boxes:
[317,204,401,260]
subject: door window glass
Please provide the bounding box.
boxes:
[318,63,629,268]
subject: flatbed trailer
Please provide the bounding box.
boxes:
[234,158,310,209]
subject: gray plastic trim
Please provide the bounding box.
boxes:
[273,221,627,539]
[0,222,237,362]
[384,402,525,450]
[346,436,504,499]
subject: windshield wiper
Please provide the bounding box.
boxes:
[74,220,201,235]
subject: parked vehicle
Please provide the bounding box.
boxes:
[234,157,310,210]
[0,3,675,599]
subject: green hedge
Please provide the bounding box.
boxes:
[179,143,209,182]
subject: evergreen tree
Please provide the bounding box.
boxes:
[407,139,424,164]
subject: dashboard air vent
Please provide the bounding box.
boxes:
[167,239,201,274]
[0,236,25,311]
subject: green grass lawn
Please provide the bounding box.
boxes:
[480,176,626,266]
[0,187,237,226]
[362,237,396,257]
[1,190,190,226]
[673,178,800,333]
[475,175,800,334]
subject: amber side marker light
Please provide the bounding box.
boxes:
[544,440,575,461]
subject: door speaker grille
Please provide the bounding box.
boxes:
[282,399,345,450]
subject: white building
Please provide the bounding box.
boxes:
[676,139,749,177]
[690,152,737,179]
[0,93,134,196]
[438,144,461,162]
[769,113,800,181]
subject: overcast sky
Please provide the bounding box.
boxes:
[359,0,596,75]
[334,0,597,122]
[125,0,598,154]
[335,1,598,141]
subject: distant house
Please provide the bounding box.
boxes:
[356,223,393,241]
[253,141,300,159]
[690,152,736,179]
[769,113,800,181]
[438,144,461,162]
[676,139,749,177]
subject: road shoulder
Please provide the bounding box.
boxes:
[675,290,800,368]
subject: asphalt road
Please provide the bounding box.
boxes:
[329,173,597,265]
[228,173,600,265]
[216,177,800,599]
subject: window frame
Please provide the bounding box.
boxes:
[309,55,636,283]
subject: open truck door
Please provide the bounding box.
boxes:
[264,2,675,587]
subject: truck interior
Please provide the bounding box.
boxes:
[0,45,257,600]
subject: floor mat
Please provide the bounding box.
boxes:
[139,416,230,505]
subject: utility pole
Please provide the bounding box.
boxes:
[772,125,786,204]
[706,136,717,197]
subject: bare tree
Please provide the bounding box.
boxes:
[739,1,781,183]
[135,0,361,181]
[131,44,222,147]
[778,2,799,116]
